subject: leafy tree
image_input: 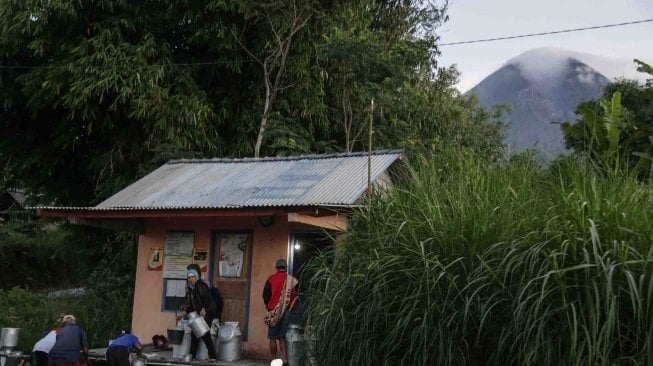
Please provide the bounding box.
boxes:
[231,0,316,158]
[266,0,505,157]
[0,1,225,204]
[1,0,503,205]
[562,61,653,178]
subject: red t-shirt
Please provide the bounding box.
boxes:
[264,270,297,311]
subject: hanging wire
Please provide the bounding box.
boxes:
[441,19,653,46]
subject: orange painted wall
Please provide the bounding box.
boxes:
[131,215,292,358]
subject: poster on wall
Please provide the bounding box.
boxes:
[148,247,163,271]
[218,234,248,278]
[163,231,194,279]
[193,249,208,272]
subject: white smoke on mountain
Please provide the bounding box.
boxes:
[576,65,599,85]
[505,47,647,87]
[506,48,573,93]
[471,47,613,158]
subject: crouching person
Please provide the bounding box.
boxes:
[48,315,88,366]
[106,330,143,366]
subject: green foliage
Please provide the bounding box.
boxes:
[0,220,79,289]
[562,92,625,174]
[0,287,76,353]
[77,253,136,347]
[562,61,653,179]
[0,213,136,351]
[0,0,228,204]
[0,218,137,291]
[0,239,135,352]
[635,59,653,87]
[304,151,653,365]
[0,1,507,358]
[0,0,504,205]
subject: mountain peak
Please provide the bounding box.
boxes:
[507,47,578,72]
[505,47,608,94]
[471,47,610,157]
[505,47,645,82]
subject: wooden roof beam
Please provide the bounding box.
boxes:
[287,212,347,231]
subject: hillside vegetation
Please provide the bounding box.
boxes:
[0,231,136,351]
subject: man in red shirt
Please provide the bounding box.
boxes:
[262,259,298,366]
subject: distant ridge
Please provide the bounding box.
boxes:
[469,47,610,157]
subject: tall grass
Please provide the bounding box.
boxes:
[304,155,653,365]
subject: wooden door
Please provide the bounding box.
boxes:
[212,233,252,338]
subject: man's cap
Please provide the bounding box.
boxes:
[63,314,76,323]
[275,258,287,268]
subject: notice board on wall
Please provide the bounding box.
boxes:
[163,231,194,279]
[162,231,194,311]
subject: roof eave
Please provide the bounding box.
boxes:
[36,205,358,219]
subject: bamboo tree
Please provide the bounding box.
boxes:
[0,0,502,204]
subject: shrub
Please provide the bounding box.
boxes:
[305,155,653,365]
[0,287,77,352]
[0,235,136,352]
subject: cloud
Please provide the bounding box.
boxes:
[508,47,574,93]
[508,47,649,84]
[576,65,598,84]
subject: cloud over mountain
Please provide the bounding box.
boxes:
[469,47,610,157]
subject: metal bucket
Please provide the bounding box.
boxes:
[172,321,191,359]
[0,355,20,366]
[286,325,302,366]
[131,357,147,366]
[218,322,241,362]
[196,341,208,360]
[1,328,20,348]
[210,319,220,355]
[186,312,210,338]
[167,329,184,345]
[197,319,220,360]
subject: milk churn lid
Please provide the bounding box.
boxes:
[218,325,235,341]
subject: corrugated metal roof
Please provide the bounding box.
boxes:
[81,149,403,210]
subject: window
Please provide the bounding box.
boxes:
[163,279,187,311]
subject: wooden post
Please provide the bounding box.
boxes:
[368,98,374,198]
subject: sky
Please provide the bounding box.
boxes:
[437,0,653,92]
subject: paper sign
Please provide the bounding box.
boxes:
[194,249,208,272]
[148,248,163,271]
[163,231,194,279]
[218,234,248,278]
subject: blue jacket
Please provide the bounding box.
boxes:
[109,333,141,352]
[48,324,88,363]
